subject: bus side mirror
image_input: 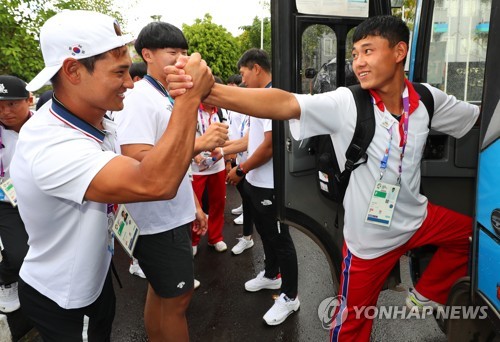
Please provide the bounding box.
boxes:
[305,68,317,79]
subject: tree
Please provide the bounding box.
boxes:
[392,0,417,30]
[182,14,241,81]
[237,16,272,57]
[0,0,125,87]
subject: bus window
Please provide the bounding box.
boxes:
[427,0,491,103]
[301,25,337,94]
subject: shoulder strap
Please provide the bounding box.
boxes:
[344,85,376,173]
[411,82,434,128]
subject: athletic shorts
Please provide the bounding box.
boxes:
[18,268,115,342]
[133,223,194,298]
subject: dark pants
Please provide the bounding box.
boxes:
[244,180,298,298]
[19,268,115,342]
[236,175,254,236]
[0,202,29,285]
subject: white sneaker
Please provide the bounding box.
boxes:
[0,282,20,313]
[233,214,244,225]
[231,237,254,255]
[405,288,441,312]
[245,270,281,292]
[194,279,201,290]
[209,241,227,252]
[129,259,146,279]
[263,293,300,325]
[231,204,243,215]
[192,245,198,256]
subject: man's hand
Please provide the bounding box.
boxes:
[226,166,243,186]
[210,147,224,163]
[165,55,194,98]
[194,122,229,154]
[182,53,213,101]
[192,207,208,236]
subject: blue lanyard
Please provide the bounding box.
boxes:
[143,75,175,106]
[379,93,410,184]
[240,115,249,138]
[379,126,393,179]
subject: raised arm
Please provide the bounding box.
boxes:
[86,53,214,204]
[165,56,302,121]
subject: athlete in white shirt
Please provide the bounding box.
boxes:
[11,10,219,341]
[0,75,32,314]
[167,15,479,342]
[115,21,228,342]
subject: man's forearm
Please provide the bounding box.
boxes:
[205,84,301,121]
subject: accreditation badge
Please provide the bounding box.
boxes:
[0,178,17,207]
[112,204,140,258]
[365,180,400,228]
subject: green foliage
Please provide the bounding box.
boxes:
[0,0,124,90]
[182,14,241,81]
[391,0,416,30]
[237,16,272,57]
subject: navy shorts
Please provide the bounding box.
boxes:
[134,223,194,297]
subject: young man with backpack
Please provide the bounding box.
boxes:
[167,15,479,341]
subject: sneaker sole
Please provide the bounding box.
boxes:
[405,295,439,312]
[245,282,282,292]
[264,306,300,326]
[208,243,227,252]
[231,242,254,255]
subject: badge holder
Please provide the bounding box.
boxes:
[111,204,140,258]
[0,178,17,207]
[365,180,400,228]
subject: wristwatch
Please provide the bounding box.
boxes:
[235,165,247,177]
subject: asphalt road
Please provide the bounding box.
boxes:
[20,184,447,341]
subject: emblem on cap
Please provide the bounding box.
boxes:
[0,84,7,94]
[69,44,85,56]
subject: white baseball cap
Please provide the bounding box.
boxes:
[27,10,133,92]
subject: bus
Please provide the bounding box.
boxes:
[270,0,499,338]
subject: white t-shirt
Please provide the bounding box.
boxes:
[0,126,19,203]
[190,107,225,175]
[290,84,479,259]
[246,117,274,189]
[114,78,195,235]
[228,110,249,164]
[11,102,118,309]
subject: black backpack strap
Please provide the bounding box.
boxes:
[412,83,434,129]
[343,85,376,175]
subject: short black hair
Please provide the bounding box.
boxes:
[237,48,271,73]
[129,61,147,79]
[227,74,242,85]
[134,22,188,62]
[353,15,409,48]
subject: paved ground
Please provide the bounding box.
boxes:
[13,184,447,341]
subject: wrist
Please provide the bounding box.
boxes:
[236,165,247,177]
[219,147,224,157]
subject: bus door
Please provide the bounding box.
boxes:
[270,0,392,283]
[407,0,492,288]
[447,0,500,338]
[409,0,499,337]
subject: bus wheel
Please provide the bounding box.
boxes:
[444,277,498,341]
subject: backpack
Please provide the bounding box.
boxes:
[315,83,434,204]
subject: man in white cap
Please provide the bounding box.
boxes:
[10,10,219,341]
